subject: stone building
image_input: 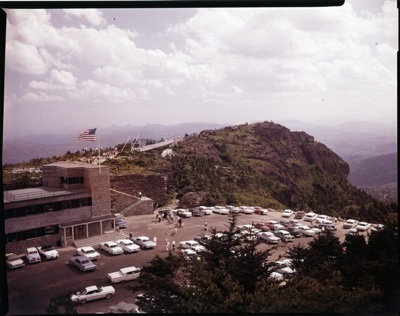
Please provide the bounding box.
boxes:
[4,161,115,253]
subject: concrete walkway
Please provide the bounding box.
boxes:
[73,230,129,248]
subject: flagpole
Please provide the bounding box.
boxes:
[98,127,101,174]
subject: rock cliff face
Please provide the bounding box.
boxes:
[171,121,353,213]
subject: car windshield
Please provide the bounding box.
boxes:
[28,250,37,254]
[81,260,90,264]
[85,249,95,254]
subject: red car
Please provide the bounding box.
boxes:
[253,222,270,231]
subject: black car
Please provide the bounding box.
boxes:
[191,208,204,217]
[287,227,303,238]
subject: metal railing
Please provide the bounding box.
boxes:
[4,189,90,202]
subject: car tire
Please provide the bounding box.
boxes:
[80,299,87,304]
[106,293,112,299]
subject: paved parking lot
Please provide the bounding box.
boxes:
[5,209,362,315]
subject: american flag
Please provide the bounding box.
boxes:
[78,128,97,141]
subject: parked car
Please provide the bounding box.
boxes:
[194,234,212,246]
[116,239,141,253]
[114,218,129,229]
[100,241,124,255]
[199,206,213,215]
[274,230,295,242]
[37,245,59,260]
[70,285,116,303]
[242,208,255,214]
[315,214,332,223]
[346,228,359,236]
[257,231,281,244]
[130,236,156,249]
[77,246,101,260]
[176,209,192,218]
[179,240,206,252]
[190,208,204,216]
[229,207,242,214]
[266,220,280,230]
[202,208,213,215]
[297,224,316,236]
[6,253,25,269]
[303,212,318,222]
[25,247,41,264]
[281,209,294,218]
[343,219,358,229]
[69,255,97,272]
[254,207,269,215]
[356,222,371,231]
[323,224,337,231]
[294,211,305,219]
[108,266,141,283]
[286,226,303,237]
[212,208,230,215]
[253,222,270,231]
[180,248,200,261]
[109,301,142,314]
[371,224,385,232]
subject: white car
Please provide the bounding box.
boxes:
[297,224,316,236]
[274,230,295,242]
[71,285,116,303]
[131,236,156,249]
[100,241,124,255]
[343,219,358,229]
[180,248,200,261]
[37,245,59,260]
[77,246,101,260]
[176,209,192,218]
[108,266,141,283]
[109,302,142,314]
[254,207,269,215]
[116,239,141,253]
[25,247,41,264]
[242,208,255,214]
[281,209,294,218]
[179,240,206,252]
[212,208,230,215]
[315,215,332,223]
[303,212,318,222]
[6,253,25,269]
[202,208,213,215]
[356,222,371,231]
[257,231,281,244]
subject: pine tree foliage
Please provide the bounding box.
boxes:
[131,216,398,314]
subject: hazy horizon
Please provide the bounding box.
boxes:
[3,1,397,139]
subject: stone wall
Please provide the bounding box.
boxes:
[110,173,169,207]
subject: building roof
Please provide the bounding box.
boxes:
[43,161,107,169]
[4,187,90,203]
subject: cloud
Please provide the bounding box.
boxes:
[63,9,106,26]
[6,40,48,74]
[20,91,64,103]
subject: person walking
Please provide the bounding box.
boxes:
[153,236,157,246]
[174,227,178,235]
[204,221,208,232]
[129,231,133,238]
[166,241,170,252]
[172,240,175,251]
[178,217,182,228]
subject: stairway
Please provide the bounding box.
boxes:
[73,230,129,249]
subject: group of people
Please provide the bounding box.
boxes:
[166,240,176,251]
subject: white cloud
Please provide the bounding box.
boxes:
[63,9,106,26]
[6,40,48,74]
[20,91,64,102]
[50,69,76,86]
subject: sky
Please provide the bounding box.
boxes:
[2,1,397,139]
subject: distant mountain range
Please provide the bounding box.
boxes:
[2,120,397,198]
[3,120,396,165]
